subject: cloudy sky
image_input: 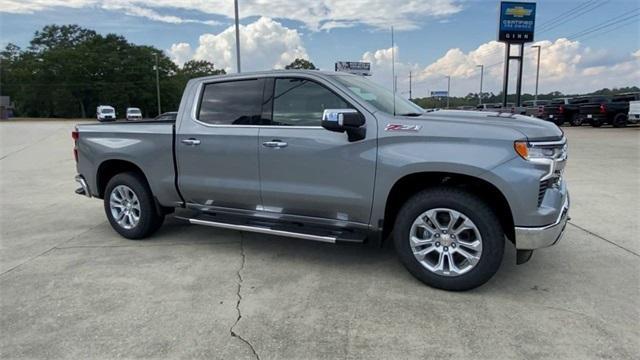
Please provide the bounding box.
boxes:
[1,0,639,97]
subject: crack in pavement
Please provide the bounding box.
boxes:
[230,232,260,360]
[568,222,639,258]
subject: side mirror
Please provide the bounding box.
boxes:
[321,109,366,141]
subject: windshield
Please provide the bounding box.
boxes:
[101,108,114,114]
[128,109,141,114]
[330,75,424,116]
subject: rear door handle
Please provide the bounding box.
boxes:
[181,138,201,146]
[262,140,288,148]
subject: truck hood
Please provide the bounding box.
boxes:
[416,110,563,141]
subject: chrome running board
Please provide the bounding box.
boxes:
[186,218,338,243]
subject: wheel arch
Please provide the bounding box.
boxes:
[96,159,149,199]
[381,172,515,245]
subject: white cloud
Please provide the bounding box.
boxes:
[168,43,192,66]
[363,39,640,98]
[168,17,308,72]
[101,2,220,26]
[0,0,462,30]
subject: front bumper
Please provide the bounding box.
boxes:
[515,194,570,250]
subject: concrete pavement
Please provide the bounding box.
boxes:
[1,121,638,359]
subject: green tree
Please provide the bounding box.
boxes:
[1,25,187,118]
[285,58,317,70]
[180,60,225,78]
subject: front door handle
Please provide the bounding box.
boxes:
[181,138,201,146]
[262,140,288,148]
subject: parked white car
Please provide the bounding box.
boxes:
[96,105,116,122]
[126,107,143,121]
[628,100,640,124]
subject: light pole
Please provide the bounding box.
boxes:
[154,53,161,116]
[391,26,396,115]
[532,45,542,105]
[234,0,241,73]
[476,64,484,106]
[446,75,451,109]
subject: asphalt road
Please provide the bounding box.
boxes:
[1,120,638,359]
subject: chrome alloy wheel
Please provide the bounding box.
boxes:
[109,185,141,230]
[409,208,483,277]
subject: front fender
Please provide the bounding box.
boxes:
[370,135,517,226]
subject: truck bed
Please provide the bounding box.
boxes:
[75,120,181,206]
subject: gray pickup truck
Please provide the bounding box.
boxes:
[73,70,569,290]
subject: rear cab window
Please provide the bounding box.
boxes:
[197,78,265,125]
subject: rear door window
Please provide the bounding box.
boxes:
[198,79,264,125]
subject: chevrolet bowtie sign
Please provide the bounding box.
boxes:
[499,1,536,43]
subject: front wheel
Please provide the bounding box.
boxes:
[104,172,164,239]
[393,188,504,291]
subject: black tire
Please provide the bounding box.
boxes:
[613,113,627,128]
[569,114,582,126]
[552,117,564,126]
[104,172,164,239]
[591,119,602,128]
[393,187,504,291]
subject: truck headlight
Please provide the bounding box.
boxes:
[514,140,567,161]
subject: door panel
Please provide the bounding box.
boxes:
[176,78,264,210]
[258,77,377,224]
[258,127,376,223]
[177,126,260,210]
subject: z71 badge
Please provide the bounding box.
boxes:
[385,124,422,132]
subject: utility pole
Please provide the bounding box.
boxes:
[532,45,542,105]
[234,0,241,73]
[409,72,412,100]
[446,75,451,109]
[154,53,161,116]
[476,64,484,105]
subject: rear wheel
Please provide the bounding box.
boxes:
[591,119,602,127]
[393,187,504,291]
[613,113,627,128]
[104,172,164,239]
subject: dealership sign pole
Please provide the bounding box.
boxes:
[498,1,536,107]
[234,0,241,73]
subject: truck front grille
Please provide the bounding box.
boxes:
[538,180,550,207]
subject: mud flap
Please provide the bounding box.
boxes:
[516,249,534,265]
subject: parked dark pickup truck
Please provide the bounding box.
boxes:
[543,97,586,126]
[579,93,640,128]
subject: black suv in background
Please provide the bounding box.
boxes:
[578,93,640,128]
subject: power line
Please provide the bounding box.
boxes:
[577,17,640,42]
[535,0,598,30]
[536,0,608,34]
[565,9,640,39]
